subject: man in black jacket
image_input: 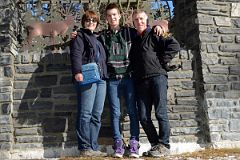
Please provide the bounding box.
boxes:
[129,10,180,157]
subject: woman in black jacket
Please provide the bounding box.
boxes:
[70,11,107,157]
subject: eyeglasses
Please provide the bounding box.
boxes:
[85,18,98,23]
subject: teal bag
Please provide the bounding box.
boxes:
[80,62,100,85]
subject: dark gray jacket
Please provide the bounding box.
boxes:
[129,27,180,82]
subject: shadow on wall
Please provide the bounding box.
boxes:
[12,49,111,158]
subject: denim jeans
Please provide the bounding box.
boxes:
[107,76,139,141]
[75,80,106,151]
[135,75,170,148]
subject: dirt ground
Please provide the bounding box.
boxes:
[60,148,240,160]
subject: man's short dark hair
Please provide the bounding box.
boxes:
[105,3,120,14]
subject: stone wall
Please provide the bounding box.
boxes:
[174,0,240,148]
[0,0,18,159]
[196,0,240,147]
[0,0,239,159]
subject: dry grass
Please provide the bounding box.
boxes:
[60,148,240,160]
[176,148,240,159]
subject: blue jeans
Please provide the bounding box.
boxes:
[135,75,170,148]
[107,76,139,141]
[75,80,106,151]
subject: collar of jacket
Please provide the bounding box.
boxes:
[80,28,98,36]
[137,27,151,38]
[106,26,126,34]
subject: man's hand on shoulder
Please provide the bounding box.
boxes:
[153,20,169,36]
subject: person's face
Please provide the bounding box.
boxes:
[84,18,98,32]
[105,8,121,28]
[133,12,148,34]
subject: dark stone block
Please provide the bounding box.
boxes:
[46,64,71,72]
[230,66,240,75]
[60,76,72,84]
[0,55,12,65]
[0,36,10,46]
[53,85,75,94]
[40,88,52,98]
[0,93,11,101]
[43,117,66,133]
[30,101,53,110]
[22,90,38,99]
[4,66,13,77]
[13,101,29,111]
[54,104,75,111]
[35,75,57,87]
[232,82,240,90]
[1,103,11,114]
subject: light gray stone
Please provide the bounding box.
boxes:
[222,133,240,141]
[218,28,240,34]
[210,132,221,142]
[209,65,229,74]
[196,16,213,25]
[199,33,218,42]
[214,17,232,26]
[220,57,239,65]
[204,75,227,84]
[207,44,219,53]
[231,3,240,17]
[15,128,38,136]
[230,119,240,131]
[221,36,233,43]
[220,44,240,52]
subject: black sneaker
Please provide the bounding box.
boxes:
[148,144,170,157]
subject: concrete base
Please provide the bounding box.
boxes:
[4,141,240,159]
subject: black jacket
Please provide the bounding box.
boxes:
[70,28,108,81]
[129,27,180,81]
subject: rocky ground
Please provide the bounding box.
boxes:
[60,148,240,160]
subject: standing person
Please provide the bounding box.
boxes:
[71,4,168,158]
[98,3,139,158]
[70,10,108,157]
[129,10,180,157]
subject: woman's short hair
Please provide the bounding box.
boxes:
[81,10,100,28]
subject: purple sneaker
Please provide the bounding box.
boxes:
[129,139,139,158]
[113,139,125,158]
